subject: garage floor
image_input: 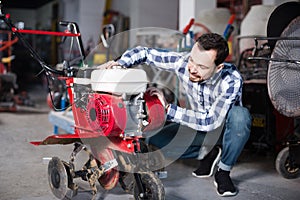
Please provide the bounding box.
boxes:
[1,85,300,200]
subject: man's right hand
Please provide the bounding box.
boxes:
[96,60,120,69]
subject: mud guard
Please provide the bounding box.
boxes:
[30,134,82,145]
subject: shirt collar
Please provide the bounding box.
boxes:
[199,70,221,85]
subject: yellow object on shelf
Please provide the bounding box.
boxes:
[93,53,107,65]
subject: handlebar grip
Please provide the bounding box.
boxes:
[228,14,235,25]
[183,18,195,35]
[59,21,69,26]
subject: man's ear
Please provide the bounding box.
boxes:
[215,64,224,73]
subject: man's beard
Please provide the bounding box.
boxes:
[189,74,203,83]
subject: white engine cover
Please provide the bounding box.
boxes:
[90,69,148,94]
[73,77,91,85]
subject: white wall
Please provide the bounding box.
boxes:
[179,0,216,31]
[61,0,80,23]
[61,0,105,48]
[112,0,179,30]
[179,0,195,32]
[78,0,105,46]
[133,0,178,29]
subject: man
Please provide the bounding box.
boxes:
[102,33,251,197]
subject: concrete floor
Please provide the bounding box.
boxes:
[1,86,300,200]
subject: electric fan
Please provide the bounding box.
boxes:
[267,16,300,117]
[267,14,300,179]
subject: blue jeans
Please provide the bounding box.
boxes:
[147,106,251,170]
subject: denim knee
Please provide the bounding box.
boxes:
[226,106,251,139]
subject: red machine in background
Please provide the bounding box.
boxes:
[242,2,300,179]
[0,5,166,200]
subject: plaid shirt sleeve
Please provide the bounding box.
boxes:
[166,74,243,132]
[117,46,184,70]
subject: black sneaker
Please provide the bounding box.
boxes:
[192,146,222,178]
[214,168,237,197]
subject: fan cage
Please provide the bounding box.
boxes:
[267,16,300,117]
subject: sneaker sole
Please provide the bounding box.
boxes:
[213,181,237,197]
[191,147,222,178]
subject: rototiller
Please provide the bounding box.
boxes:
[0,4,166,199]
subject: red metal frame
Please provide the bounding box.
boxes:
[11,27,80,37]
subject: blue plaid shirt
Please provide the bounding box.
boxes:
[118,46,243,132]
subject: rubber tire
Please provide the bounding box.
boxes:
[275,147,300,179]
[48,157,68,199]
[133,172,165,200]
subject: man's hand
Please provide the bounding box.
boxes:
[146,87,168,109]
[96,60,120,69]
